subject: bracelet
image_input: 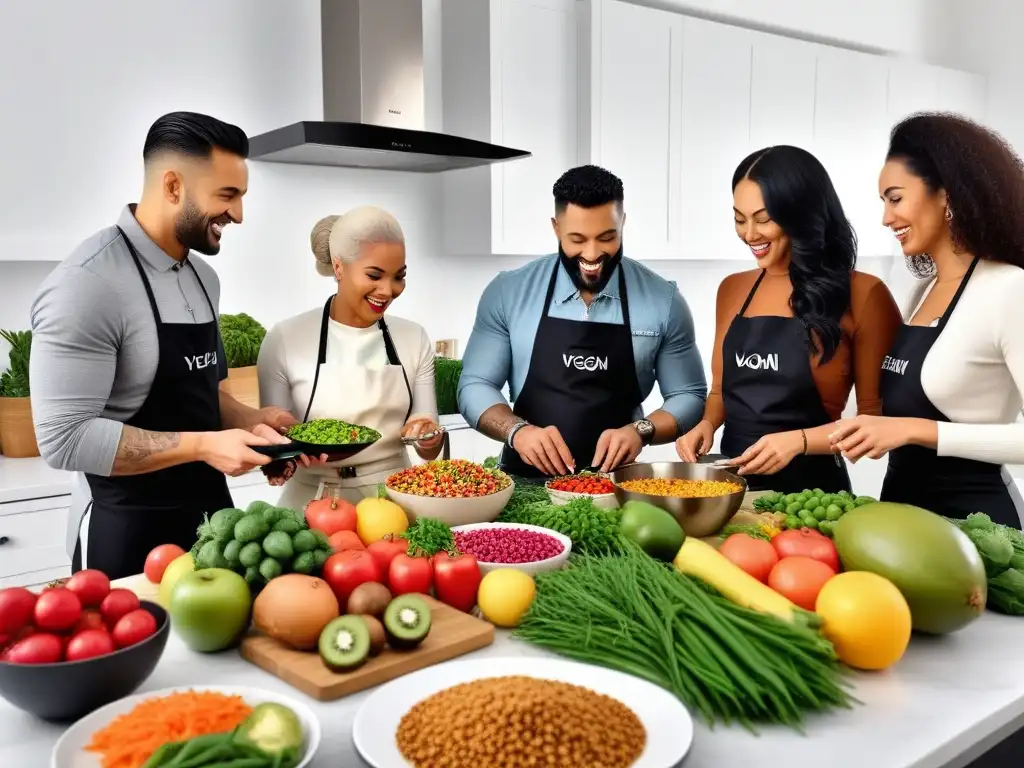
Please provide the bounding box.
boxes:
[506,421,529,448]
[800,429,808,455]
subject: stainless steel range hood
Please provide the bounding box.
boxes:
[248,0,530,173]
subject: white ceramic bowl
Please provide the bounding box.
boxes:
[545,474,619,509]
[385,482,514,526]
[451,522,572,576]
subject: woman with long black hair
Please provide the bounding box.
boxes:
[676,145,902,493]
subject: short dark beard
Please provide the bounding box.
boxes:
[558,242,623,295]
[174,196,220,256]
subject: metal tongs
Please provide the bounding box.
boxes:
[400,425,447,445]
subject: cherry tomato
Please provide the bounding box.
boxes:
[328,529,366,552]
[5,633,63,664]
[322,550,382,606]
[111,609,158,649]
[771,529,840,572]
[718,534,779,583]
[769,556,837,612]
[66,628,116,661]
[33,588,82,633]
[65,569,111,608]
[432,552,482,612]
[305,497,358,536]
[389,553,433,596]
[72,609,108,635]
[0,587,37,635]
[99,589,141,627]
[366,537,409,587]
[144,544,186,584]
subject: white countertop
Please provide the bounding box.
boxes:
[4,610,1024,768]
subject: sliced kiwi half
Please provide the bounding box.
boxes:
[318,615,371,672]
[383,594,432,650]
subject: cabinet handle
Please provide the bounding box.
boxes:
[0,536,9,546]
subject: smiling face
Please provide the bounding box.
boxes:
[171,147,247,256]
[879,158,949,256]
[551,201,624,290]
[733,178,790,270]
[336,240,407,326]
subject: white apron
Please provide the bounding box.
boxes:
[275,297,414,511]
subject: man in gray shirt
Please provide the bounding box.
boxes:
[30,111,292,578]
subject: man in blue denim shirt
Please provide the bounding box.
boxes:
[458,165,707,478]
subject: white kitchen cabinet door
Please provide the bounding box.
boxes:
[679,18,753,260]
[813,48,892,258]
[581,0,682,259]
[936,67,987,122]
[441,0,578,257]
[749,33,818,152]
[886,61,939,125]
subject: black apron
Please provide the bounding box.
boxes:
[500,261,644,479]
[73,227,233,579]
[879,257,1020,528]
[720,271,851,494]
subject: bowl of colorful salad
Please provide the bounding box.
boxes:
[252,418,381,462]
[545,472,619,509]
[384,459,515,526]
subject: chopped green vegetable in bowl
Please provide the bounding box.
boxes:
[286,418,381,445]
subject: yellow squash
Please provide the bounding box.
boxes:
[672,538,803,623]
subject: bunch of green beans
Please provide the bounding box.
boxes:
[515,542,854,731]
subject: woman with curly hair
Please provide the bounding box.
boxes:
[830,113,1024,527]
[676,146,902,493]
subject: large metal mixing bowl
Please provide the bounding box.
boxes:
[611,462,747,537]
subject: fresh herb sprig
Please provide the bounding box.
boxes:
[400,517,457,557]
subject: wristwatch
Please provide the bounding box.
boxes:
[632,419,655,446]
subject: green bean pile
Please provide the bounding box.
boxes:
[286,418,381,445]
[516,544,853,730]
[498,497,621,554]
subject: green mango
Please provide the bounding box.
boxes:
[619,500,685,561]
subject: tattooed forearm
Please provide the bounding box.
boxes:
[110,426,183,476]
[476,404,524,443]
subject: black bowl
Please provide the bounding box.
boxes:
[252,437,378,463]
[0,600,170,722]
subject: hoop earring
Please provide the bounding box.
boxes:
[945,206,954,223]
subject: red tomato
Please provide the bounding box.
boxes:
[366,537,409,586]
[5,633,63,664]
[33,588,82,633]
[305,497,358,536]
[432,552,482,612]
[389,554,433,596]
[65,569,111,608]
[322,550,382,606]
[768,556,836,612]
[66,628,116,661]
[771,529,840,572]
[72,609,108,635]
[144,544,186,584]
[718,534,779,583]
[0,587,37,635]
[328,530,366,553]
[111,609,158,649]
[99,589,141,627]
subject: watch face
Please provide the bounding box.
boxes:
[635,420,654,436]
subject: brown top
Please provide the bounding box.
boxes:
[704,269,903,428]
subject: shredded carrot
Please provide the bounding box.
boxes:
[85,690,253,768]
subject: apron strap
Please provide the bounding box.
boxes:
[935,256,980,332]
[117,226,163,325]
[378,318,414,424]
[616,263,631,330]
[541,258,561,316]
[737,270,767,317]
[188,260,218,318]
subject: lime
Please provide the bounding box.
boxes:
[263,531,294,560]
[259,557,283,582]
[812,488,825,496]
[812,506,828,521]
[826,504,843,521]
[239,541,263,568]
[803,498,819,511]
[786,501,804,516]
[785,515,802,529]
[803,517,819,530]
[785,493,801,505]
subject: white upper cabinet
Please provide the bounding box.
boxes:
[578,0,682,259]
[813,48,892,257]
[679,18,752,259]
[886,61,940,124]
[440,0,578,256]
[749,33,818,152]
[936,68,987,122]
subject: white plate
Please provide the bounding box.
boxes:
[51,685,322,768]
[352,656,694,767]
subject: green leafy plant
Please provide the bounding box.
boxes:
[219,313,267,369]
[0,330,31,398]
[434,356,462,415]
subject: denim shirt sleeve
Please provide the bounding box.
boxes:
[458,273,513,428]
[655,286,708,432]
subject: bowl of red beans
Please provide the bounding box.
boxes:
[384,459,515,526]
[451,523,572,576]
[545,472,619,510]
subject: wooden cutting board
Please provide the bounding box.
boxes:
[239,594,495,701]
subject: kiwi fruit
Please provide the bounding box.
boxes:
[318,616,371,672]
[359,614,387,656]
[383,595,432,650]
[346,582,392,618]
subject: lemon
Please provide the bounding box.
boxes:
[477,569,536,628]
[158,553,195,608]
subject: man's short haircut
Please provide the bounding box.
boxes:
[552,164,625,215]
[143,111,249,164]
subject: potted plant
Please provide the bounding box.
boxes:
[0,329,38,458]
[218,313,267,409]
[434,356,462,416]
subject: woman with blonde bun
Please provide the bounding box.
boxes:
[257,206,444,508]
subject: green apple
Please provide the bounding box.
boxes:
[169,568,252,652]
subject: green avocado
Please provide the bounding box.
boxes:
[618,500,685,561]
[234,702,304,768]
